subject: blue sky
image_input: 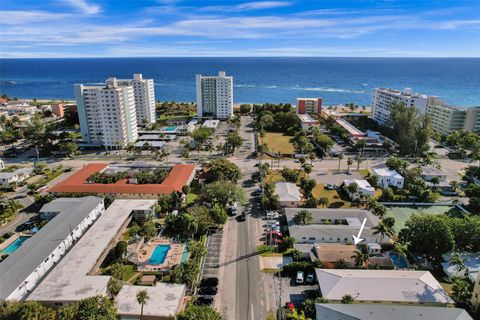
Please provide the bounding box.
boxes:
[1,0,479,58]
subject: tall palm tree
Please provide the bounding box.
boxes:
[136,289,150,320]
[347,157,353,171]
[337,153,344,171]
[372,222,392,243]
[182,213,198,237]
[293,209,314,225]
[352,251,369,268]
[393,242,408,258]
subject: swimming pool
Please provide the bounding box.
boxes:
[1,236,30,255]
[163,126,177,132]
[389,252,409,269]
[149,244,171,265]
[180,246,189,263]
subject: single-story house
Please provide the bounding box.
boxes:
[275,182,302,207]
[343,179,375,200]
[441,251,480,282]
[115,284,186,320]
[421,167,455,195]
[315,269,453,305]
[421,167,447,182]
[372,168,404,189]
[314,244,358,268]
[314,304,473,320]
[285,208,388,244]
[0,167,33,186]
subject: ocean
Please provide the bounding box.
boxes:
[0,57,479,107]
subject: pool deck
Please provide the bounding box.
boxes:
[137,238,186,271]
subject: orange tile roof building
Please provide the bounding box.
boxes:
[48,163,196,199]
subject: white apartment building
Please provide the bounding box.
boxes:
[427,104,480,135]
[372,168,404,189]
[115,74,156,125]
[371,88,431,126]
[75,79,138,147]
[196,71,233,119]
[0,197,104,301]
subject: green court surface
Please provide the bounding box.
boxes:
[385,205,460,233]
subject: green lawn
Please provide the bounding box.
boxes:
[312,184,353,208]
[260,132,295,155]
[385,205,460,233]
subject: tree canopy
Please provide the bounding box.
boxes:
[205,158,241,183]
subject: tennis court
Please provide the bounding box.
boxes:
[385,205,460,233]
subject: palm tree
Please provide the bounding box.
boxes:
[182,213,198,237]
[347,157,353,171]
[318,196,329,208]
[372,205,388,219]
[309,152,316,165]
[302,163,312,178]
[372,222,391,243]
[393,242,408,258]
[136,289,150,320]
[338,153,344,171]
[449,252,466,273]
[352,251,369,268]
[293,209,314,225]
[365,196,378,210]
[347,182,359,197]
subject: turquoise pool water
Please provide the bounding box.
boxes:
[389,252,408,269]
[163,126,177,132]
[180,247,189,263]
[1,236,30,254]
[149,244,170,265]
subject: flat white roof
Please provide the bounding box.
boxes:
[28,199,156,303]
[335,118,364,136]
[344,179,375,192]
[202,119,220,129]
[373,168,403,179]
[316,269,453,304]
[297,113,318,123]
[116,284,186,318]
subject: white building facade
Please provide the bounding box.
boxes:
[196,71,233,119]
[75,79,138,147]
[115,74,156,125]
[372,168,404,189]
[371,88,431,126]
[0,197,104,301]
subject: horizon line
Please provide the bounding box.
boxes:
[1,56,480,59]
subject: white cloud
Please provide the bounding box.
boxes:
[63,0,101,14]
[201,1,293,12]
[0,11,72,25]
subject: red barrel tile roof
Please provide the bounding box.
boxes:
[48,163,196,195]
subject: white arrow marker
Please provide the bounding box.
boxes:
[352,218,367,245]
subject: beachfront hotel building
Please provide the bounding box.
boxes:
[196,71,233,119]
[74,78,138,147]
[296,98,322,116]
[0,197,104,301]
[427,104,480,135]
[114,74,156,125]
[371,87,432,126]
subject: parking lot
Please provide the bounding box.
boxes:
[279,277,319,306]
[201,229,223,279]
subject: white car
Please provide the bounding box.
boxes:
[296,271,304,284]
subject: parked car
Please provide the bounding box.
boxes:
[266,231,283,238]
[346,170,352,175]
[238,212,247,221]
[199,286,218,295]
[266,211,280,219]
[296,271,304,284]
[306,272,315,284]
[200,278,219,287]
[228,202,238,216]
